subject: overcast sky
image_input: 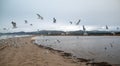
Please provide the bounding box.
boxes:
[0,0,120,33]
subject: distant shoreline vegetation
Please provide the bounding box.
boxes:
[0,30,120,36]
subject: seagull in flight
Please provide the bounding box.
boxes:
[3,28,7,30]
[36,14,43,20]
[25,20,28,24]
[117,27,119,30]
[53,17,56,23]
[30,24,33,26]
[11,21,17,28]
[76,19,81,25]
[83,25,86,31]
[69,21,72,24]
[106,25,108,29]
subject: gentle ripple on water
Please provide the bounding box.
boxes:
[35,36,120,64]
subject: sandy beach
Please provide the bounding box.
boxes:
[0,36,112,66]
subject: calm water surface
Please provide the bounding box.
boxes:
[35,36,120,64]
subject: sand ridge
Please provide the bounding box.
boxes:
[0,36,87,66]
[0,36,113,66]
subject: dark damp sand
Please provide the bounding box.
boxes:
[0,36,112,66]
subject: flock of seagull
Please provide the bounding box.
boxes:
[2,13,120,32]
[2,13,82,31]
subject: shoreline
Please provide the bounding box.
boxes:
[0,36,113,66]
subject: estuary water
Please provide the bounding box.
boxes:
[35,36,120,64]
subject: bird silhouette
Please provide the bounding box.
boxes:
[30,24,33,26]
[110,43,113,48]
[53,17,56,23]
[69,21,72,24]
[36,14,43,20]
[76,19,81,25]
[25,20,28,24]
[11,21,17,28]
[105,47,107,50]
[117,27,119,30]
[3,28,6,30]
[83,25,86,31]
[106,25,108,29]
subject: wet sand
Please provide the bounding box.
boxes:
[0,36,112,66]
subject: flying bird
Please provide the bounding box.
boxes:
[110,43,113,48]
[11,21,17,28]
[69,21,72,24]
[106,25,108,29]
[116,27,119,30]
[53,17,56,23]
[36,14,43,20]
[30,24,33,26]
[76,19,81,25]
[25,20,28,24]
[83,25,86,31]
[105,47,107,50]
[3,28,6,30]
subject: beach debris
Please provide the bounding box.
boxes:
[53,17,56,23]
[61,52,72,57]
[36,14,43,20]
[0,45,8,50]
[39,45,54,51]
[76,19,81,25]
[86,62,112,66]
[55,49,63,53]
[11,21,17,28]
[77,58,90,62]
[24,20,28,24]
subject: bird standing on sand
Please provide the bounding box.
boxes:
[11,21,17,28]
[53,18,56,23]
[36,14,43,20]
[76,19,81,25]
